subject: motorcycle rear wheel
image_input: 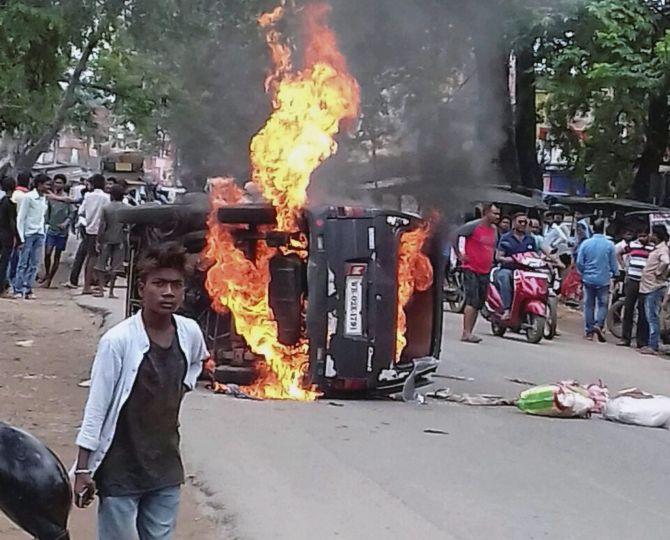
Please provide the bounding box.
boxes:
[606,298,626,340]
[443,273,465,313]
[526,314,545,344]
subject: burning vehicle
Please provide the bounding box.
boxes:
[117,4,445,400]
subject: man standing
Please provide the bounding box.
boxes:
[616,228,653,348]
[8,170,31,283]
[74,243,209,539]
[94,184,126,298]
[576,219,618,342]
[496,213,538,318]
[0,177,17,295]
[639,225,670,355]
[42,174,73,288]
[79,174,110,294]
[13,174,50,299]
[454,203,500,343]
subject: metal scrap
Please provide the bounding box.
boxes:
[427,388,516,406]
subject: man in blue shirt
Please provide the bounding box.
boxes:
[495,213,538,317]
[576,219,618,341]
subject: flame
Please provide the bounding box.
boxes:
[396,225,434,362]
[251,3,360,232]
[204,178,317,400]
[204,4,358,400]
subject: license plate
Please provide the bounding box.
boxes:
[345,265,366,336]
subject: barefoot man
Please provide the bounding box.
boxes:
[454,203,500,343]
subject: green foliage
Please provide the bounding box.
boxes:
[539,0,670,195]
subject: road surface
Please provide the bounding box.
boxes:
[182,310,670,540]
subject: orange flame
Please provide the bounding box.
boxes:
[251,3,360,232]
[204,4,359,400]
[204,178,317,400]
[396,226,434,362]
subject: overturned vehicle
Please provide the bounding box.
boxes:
[115,192,445,398]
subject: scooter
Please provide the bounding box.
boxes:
[481,252,550,344]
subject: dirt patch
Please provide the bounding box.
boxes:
[0,289,218,539]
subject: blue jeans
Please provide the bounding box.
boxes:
[12,233,44,295]
[495,268,514,310]
[644,288,666,351]
[98,485,181,540]
[583,283,609,334]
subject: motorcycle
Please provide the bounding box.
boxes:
[481,252,550,344]
[443,259,465,313]
[606,273,628,339]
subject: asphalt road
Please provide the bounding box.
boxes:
[181,310,670,540]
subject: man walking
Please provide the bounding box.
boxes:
[576,219,618,341]
[13,174,50,299]
[616,228,653,348]
[74,243,209,539]
[639,225,670,355]
[78,174,110,294]
[41,174,73,288]
[454,203,501,343]
[94,183,126,298]
[8,170,31,283]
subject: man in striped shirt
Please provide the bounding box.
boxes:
[616,228,653,347]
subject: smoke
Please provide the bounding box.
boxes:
[306,0,583,215]
[153,0,581,213]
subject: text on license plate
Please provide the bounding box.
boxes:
[345,275,364,335]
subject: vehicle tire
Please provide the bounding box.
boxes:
[217,204,277,225]
[213,365,258,386]
[544,297,558,340]
[491,322,506,337]
[526,314,545,344]
[606,298,626,340]
[443,273,465,313]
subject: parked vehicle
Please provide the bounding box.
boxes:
[606,273,628,339]
[443,255,465,313]
[481,253,550,344]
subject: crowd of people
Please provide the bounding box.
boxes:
[454,203,670,355]
[0,171,128,300]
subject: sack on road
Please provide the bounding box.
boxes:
[517,382,597,418]
[602,389,670,429]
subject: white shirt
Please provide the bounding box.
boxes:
[76,311,209,474]
[80,189,110,234]
[16,190,48,242]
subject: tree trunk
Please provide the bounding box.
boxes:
[632,88,670,202]
[515,44,541,190]
[14,27,103,171]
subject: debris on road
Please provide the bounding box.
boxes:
[209,382,263,400]
[328,402,345,407]
[516,381,608,418]
[506,377,537,387]
[427,388,515,406]
[433,374,475,382]
[602,388,670,429]
[423,428,449,435]
[15,340,34,348]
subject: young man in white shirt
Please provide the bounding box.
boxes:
[12,174,50,299]
[74,243,209,539]
[79,174,110,294]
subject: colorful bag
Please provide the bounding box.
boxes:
[517,381,598,418]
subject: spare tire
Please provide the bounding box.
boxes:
[0,423,71,540]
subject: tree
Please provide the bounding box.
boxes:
[538,0,670,198]
[0,0,169,174]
